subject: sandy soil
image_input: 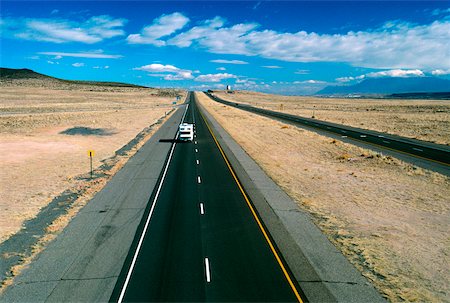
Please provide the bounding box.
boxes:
[197,92,450,302]
[0,79,185,244]
[214,91,450,146]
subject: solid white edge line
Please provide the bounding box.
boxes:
[181,103,189,123]
[200,203,204,215]
[117,102,189,303]
[205,258,211,282]
[198,176,201,184]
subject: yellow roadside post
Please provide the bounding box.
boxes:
[87,150,95,179]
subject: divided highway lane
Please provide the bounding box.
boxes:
[110,92,303,302]
[205,92,450,167]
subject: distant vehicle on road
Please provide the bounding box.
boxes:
[179,123,194,141]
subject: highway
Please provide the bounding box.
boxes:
[204,92,450,169]
[110,92,303,302]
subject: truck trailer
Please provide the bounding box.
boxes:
[179,123,194,141]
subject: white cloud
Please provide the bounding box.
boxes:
[365,69,425,78]
[163,72,193,81]
[127,12,189,46]
[134,63,180,73]
[133,63,193,80]
[336,69,425,82]
[72,62,84,67]
[294,80,326,84]
[431,69,450,76]
[262,65,281,69]
[295,70,310,75]
[210,59,249,65]
[336,77,358,83]
[27,55,40,60]
[38,51,122,59]
[165,16,450,70]
[47,60,59,65]
[195,73,237,82]
[167,16,228,48]
[431,8,450,16]
[93,65,110,69]
[167,16,258,54]
[3,15,127,44]
[216,67,226,71]
[50,9,59,15]
[53,55,62,59]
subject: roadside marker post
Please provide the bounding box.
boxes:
[88,150,95,178]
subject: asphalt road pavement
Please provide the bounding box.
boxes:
[205,92,450,172]
[110,92,303,302]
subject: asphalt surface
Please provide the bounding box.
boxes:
[205,92,450,171]
[197,96,385,303]
[110,92,303,302]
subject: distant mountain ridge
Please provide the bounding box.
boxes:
[0,67,147,88]
[0,68,54,80]
[317,77,450,95]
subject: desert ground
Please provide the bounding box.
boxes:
[197,92,450,302]
[214,90,450,146]
[0,78,184,245]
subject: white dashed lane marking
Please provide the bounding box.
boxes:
[200,203,204,215]
[205,258,211,282]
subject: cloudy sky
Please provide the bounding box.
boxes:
[1,1,449,94]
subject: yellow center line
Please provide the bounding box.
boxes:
[197,103,304,303]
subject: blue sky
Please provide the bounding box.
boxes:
[1,1,449,95]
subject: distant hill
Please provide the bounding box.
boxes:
[0,68,54,80]
[317,77,450,96]
[0,67,147,88]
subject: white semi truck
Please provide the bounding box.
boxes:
[179,123,194,141]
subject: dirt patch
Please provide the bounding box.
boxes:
[214,90,450,146]
[197,92,450,302]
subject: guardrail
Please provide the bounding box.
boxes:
[204,92,450,165]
